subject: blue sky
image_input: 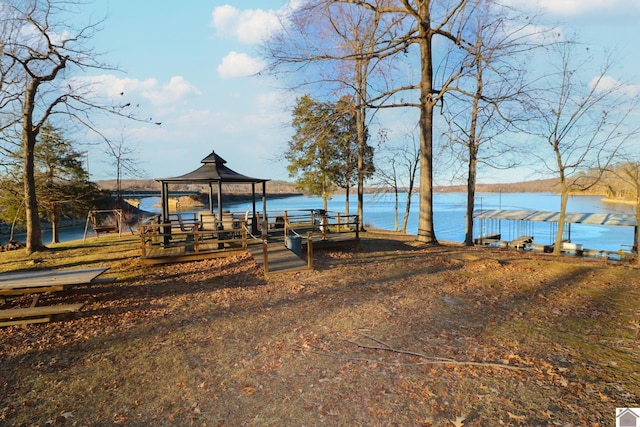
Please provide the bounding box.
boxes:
[76,0,640,184]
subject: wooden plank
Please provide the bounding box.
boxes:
[0,285,64,296]
[0,316,51,327]
[0,267,109,290]
[0,303,84,320]
[247,240,309,274]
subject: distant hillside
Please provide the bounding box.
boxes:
[103,176,635,198]
[435,178,560,193]
[102,178,563,194]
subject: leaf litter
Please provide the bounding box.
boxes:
[0,232,639,426]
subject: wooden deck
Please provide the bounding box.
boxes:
[304,231,360,249]
[139,211,360,271]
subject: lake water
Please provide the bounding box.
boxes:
[10,192,635,252]
[137,192,636,252]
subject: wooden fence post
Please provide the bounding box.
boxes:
[140,227,146,258]
[262,239,269,276]
[321,215,328,240]
[242,221,247,249]
[284,211,289,238]
[194,231,200,253]
[307,232,313,270]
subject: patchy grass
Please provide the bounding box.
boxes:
[1,231,639,426]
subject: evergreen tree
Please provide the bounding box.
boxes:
[37,124,101,243]
[286,95,372,213]
[331,96,374,218]
[287,95,341,211]
[0,123,101,244]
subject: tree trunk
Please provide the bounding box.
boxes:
[343,185,349,218]
[322,180,329,212]
[22,83,45,254]
[356,58,367,232]
[465,60,483,246]
[402,190,412,233]
[553,184,569,255]
[631,188,640,266]
[465,146,477,246]
[51,202,60,244]
[23,139,44,253]
[416,5,437,244]
[394,186,399,232]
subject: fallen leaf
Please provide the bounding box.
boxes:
[507,411,526,421]
[451,414,466,426]
[243,386,257,396]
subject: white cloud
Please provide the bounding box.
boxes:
[211,5,282,44]
[504,0,640,15]
[141,76,201,106]
[70,74,199,106]
[217,51,265,79]
[590,75,640,97]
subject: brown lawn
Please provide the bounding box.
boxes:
[1,231,639,426]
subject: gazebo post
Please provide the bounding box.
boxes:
[208,182,214,213]
[161,181,171,245]
[160,181,167,222]
[217,181,223,223]
[217,181,224,249]
[261,181,267,239]
[251,183,258,235]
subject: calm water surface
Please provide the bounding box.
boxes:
[18,192,634,252]
[140,192,635,252]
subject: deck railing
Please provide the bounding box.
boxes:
[138,210,359,263]
[281,209,360,240]
[139,216,247,258]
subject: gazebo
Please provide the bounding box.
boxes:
[157,150,269,236]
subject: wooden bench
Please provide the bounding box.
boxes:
[0,303,84,327]
[0,285,64,296]
[93,225,118,235]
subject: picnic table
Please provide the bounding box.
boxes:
[0,267,113,327]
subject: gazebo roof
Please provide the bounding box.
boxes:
[158,151,268,184]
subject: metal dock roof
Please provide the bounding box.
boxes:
[474,209,637,227]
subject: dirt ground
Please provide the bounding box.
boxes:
[1,231,639,426]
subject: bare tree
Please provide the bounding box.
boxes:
[375,128,420,233]
[440,2,539,245]
[607,161,640,265]
[0,0,153,253]
[104,130,145,208]
[528,41,639,255]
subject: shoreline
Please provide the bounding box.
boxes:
[601,197,637,206]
